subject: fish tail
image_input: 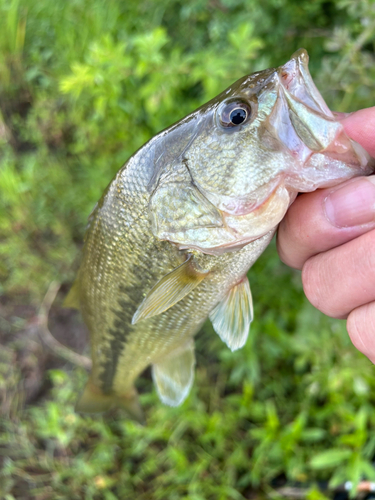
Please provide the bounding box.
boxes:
[63,280,80,310]
[75,378,145,424]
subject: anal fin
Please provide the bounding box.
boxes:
[209,276,253,351]
[132,255,207,324]
[152,340,195,407]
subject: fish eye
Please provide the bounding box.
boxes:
[219,100,252,128]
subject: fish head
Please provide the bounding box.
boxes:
[150,49,373,255]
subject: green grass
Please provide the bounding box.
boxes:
[1,0,375,498]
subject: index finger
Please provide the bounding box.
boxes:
[277,176,375,269]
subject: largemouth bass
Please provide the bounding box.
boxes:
[66,49,373,421]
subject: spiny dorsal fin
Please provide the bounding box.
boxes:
[209,276,253,352]
[152,340,195,406]
[132,255,207,324]
[63,280,80,310]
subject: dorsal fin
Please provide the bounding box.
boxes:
[152,340,195,406]
[132,255,207,324]
[209,276,253,351]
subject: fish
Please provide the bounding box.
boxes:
[65,48,373,422]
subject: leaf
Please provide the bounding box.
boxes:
[358,458,375,480]
[310,448,352,469]
[301,428,326,443]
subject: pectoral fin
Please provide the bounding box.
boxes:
[209,276,253,351]
[132,256,207,324]
[152,340,195,406]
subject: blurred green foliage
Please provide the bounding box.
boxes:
[1,0,375,498]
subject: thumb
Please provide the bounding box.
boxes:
[340,106,375,157]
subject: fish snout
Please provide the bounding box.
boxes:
[278,48,308,93]
[277,49,342,155]
[278,48,332,117]
[263,49,373,190]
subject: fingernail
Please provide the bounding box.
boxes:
[324,176,375,228]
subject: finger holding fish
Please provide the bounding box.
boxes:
[341,107,375,158]
[302,229,375,362]
[301,229,375,319]
[278,108,375,269]
[277,176,375,269]
[278,107,375,362]
[347,302,375,364]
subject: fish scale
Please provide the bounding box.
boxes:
[66,49,373,420]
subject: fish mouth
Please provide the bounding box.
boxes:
[279,48,333,118]
[268,48,371,191]
[273,48,340,158]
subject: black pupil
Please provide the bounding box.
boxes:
[230,108,247,125]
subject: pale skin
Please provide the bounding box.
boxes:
[277,106,375,363]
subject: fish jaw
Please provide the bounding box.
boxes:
[269,48,373,190]
[279,48,333,117]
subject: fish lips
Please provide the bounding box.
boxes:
[279,48,333,117]
[266,48,372,191]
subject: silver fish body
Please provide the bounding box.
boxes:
[67,49,373,420]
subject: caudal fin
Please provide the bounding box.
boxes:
[63,280,81,310]
[76,379,145,424]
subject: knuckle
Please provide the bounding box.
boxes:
[357,232,375,276]
[301,258,321,309]
[277,210,308,269]
[347,310,365,352]
[284,204,308,245]
[347,303,375,360]
[301,257,343,318]
[276,224,293,266]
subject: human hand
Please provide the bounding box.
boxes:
[277,107,375,363]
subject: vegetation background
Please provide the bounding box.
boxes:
[0,0,375,498]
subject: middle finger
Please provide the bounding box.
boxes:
[302,228,375,318]
[277,176,375,270]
